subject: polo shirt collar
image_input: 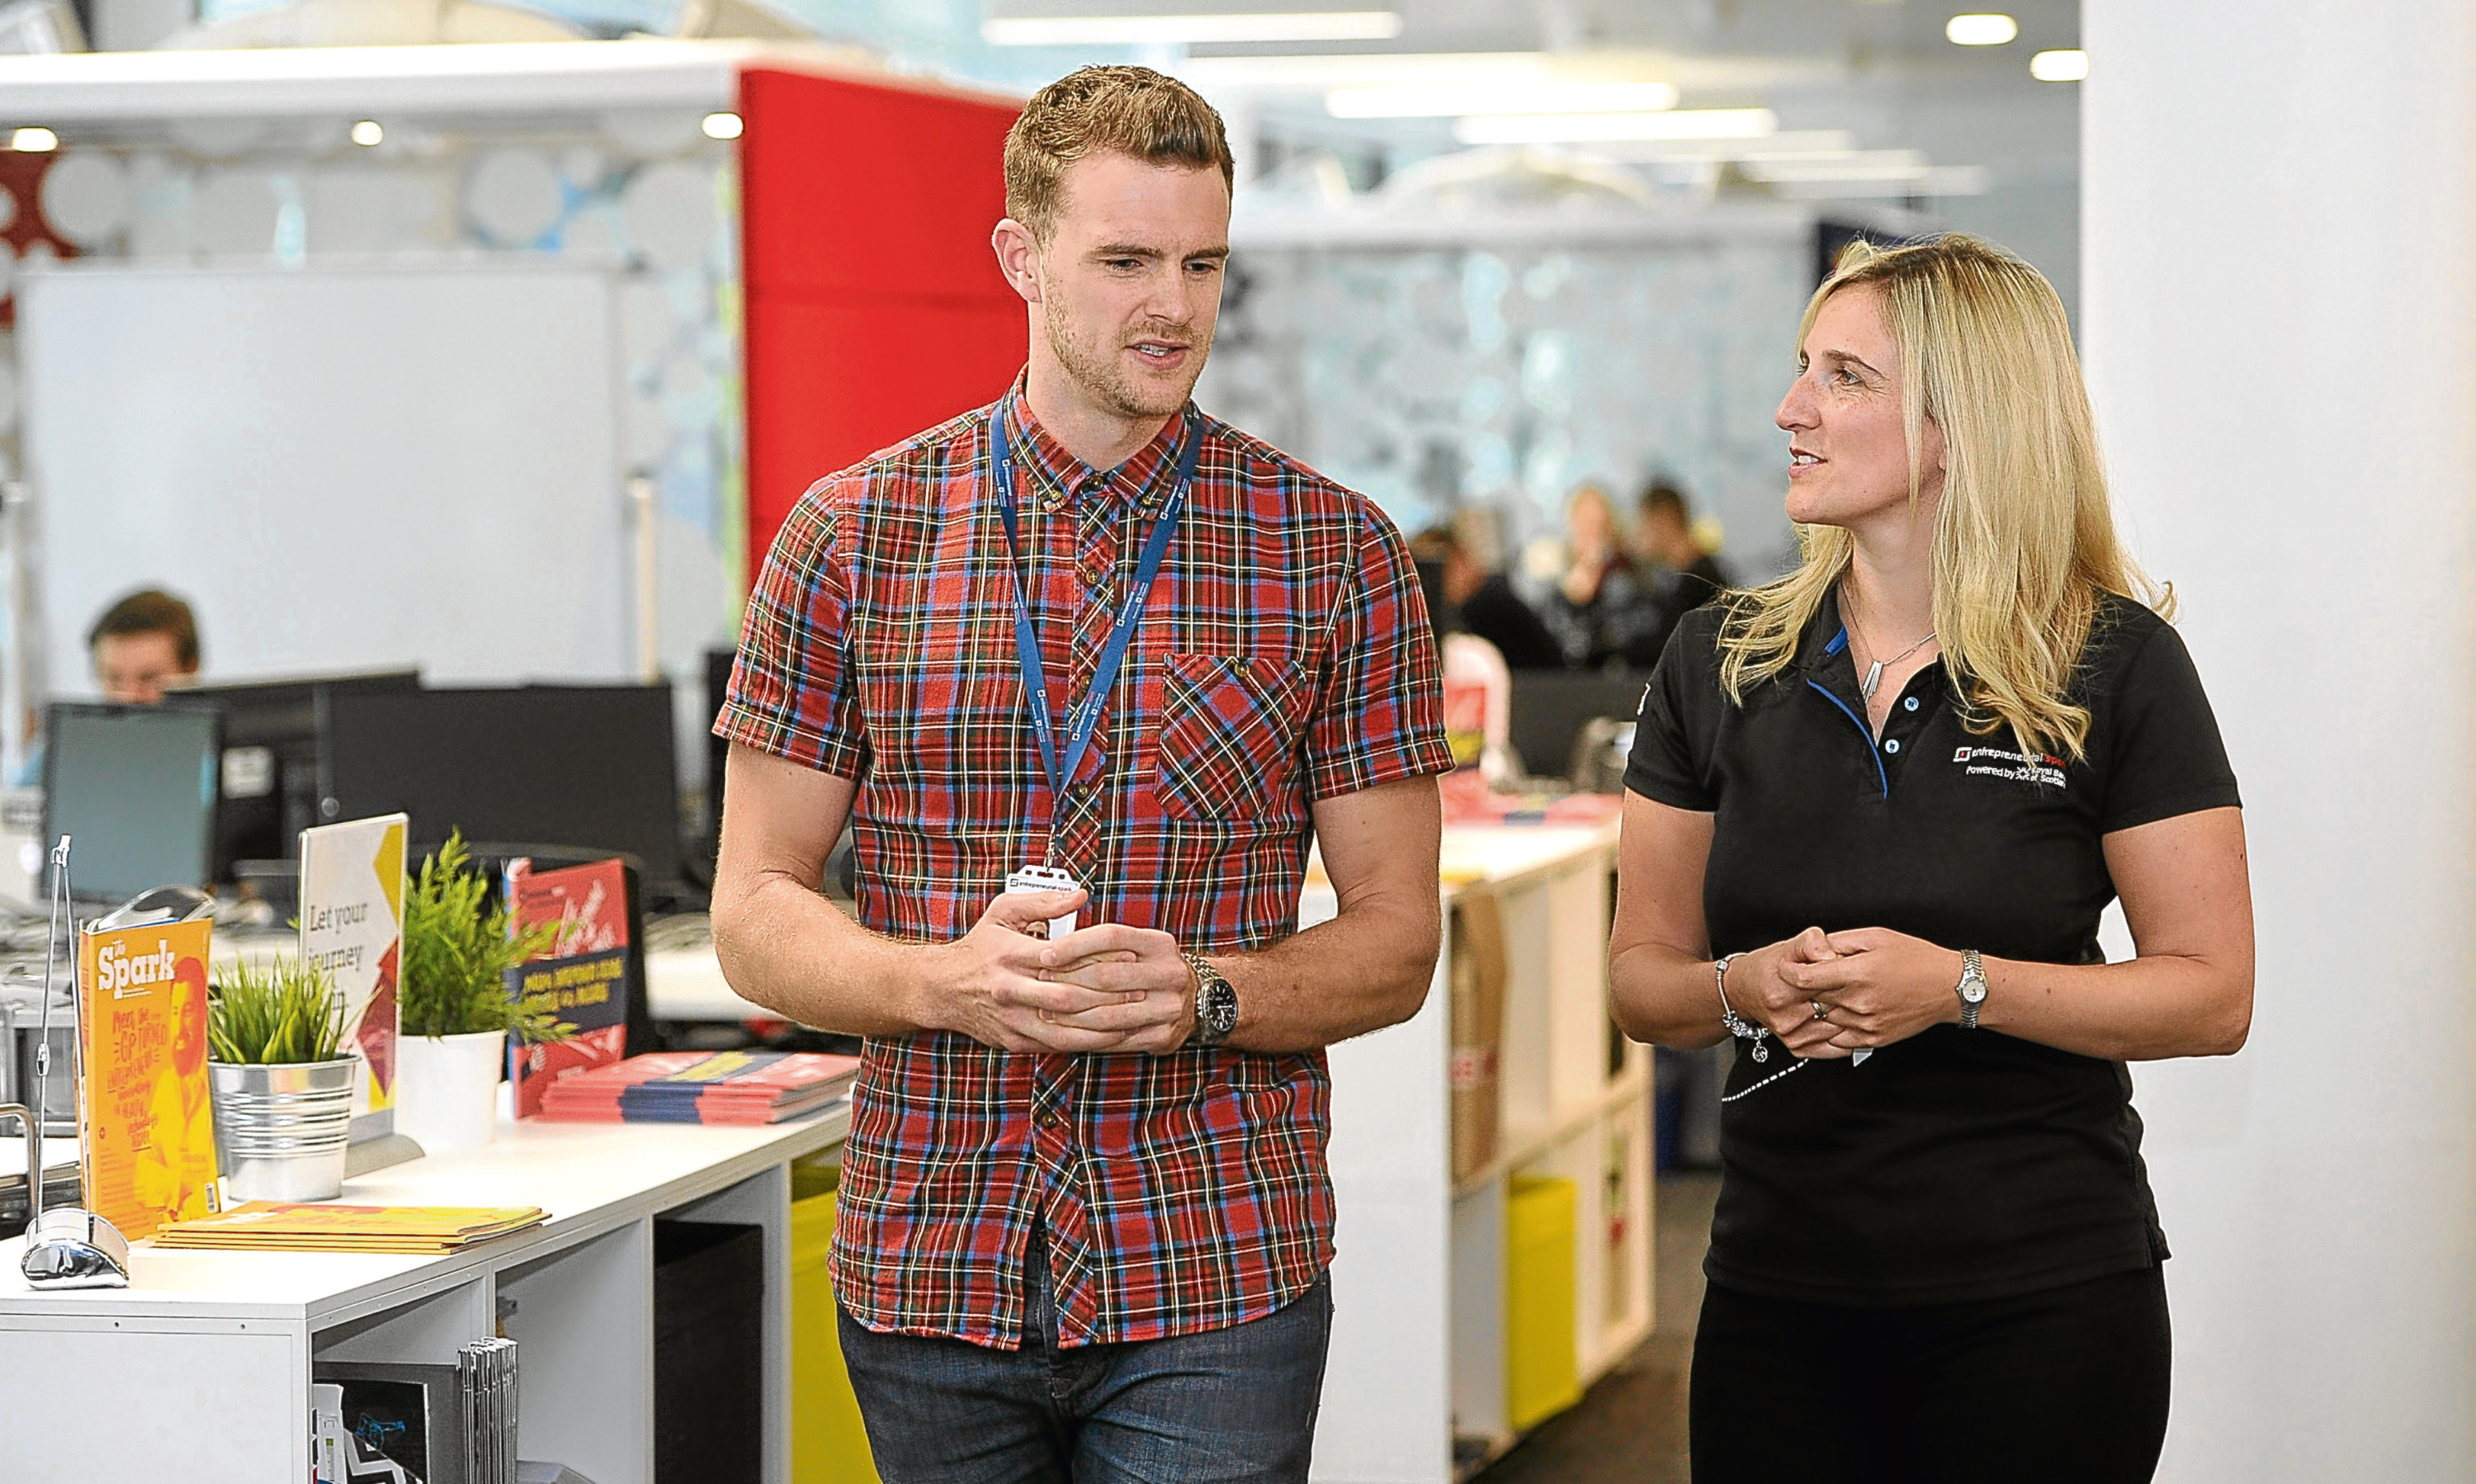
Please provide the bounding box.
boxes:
[1794,585,1852,678]
[1000,379,1193,519]
[1796,581,1949,705]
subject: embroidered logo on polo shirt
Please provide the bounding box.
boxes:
[1952,746,2067,788]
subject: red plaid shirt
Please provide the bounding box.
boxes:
[718,385,1451,1348]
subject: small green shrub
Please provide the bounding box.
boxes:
[209,957,346,1065]
[400,831,569,1043]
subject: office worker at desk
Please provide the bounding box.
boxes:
[1609,235,2253,1483]
[711,67,1451,1482]
[89,588,201,705]
[15,589,204,787]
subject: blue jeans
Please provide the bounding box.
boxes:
[835,1233,1333,1483]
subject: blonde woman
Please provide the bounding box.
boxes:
[1609,235,2252,1482]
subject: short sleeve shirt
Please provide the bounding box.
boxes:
[1627,588,2240,1306]
[717,387,1453,1347]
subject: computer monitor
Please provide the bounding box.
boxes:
[317,684,683,886]
[166,670,423,879]
[41,703,220,906]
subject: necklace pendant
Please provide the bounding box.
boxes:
[1860,660,1884,701]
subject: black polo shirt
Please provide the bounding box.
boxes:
[1627,588,2240,1307]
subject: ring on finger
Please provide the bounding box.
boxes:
[1811,1000,1830,1022]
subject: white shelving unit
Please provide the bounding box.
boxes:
[0,1107,848,1483]
[1315,822,1647,1484]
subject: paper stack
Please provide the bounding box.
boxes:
[153,1202,549,1253]
[535,1051,858,1127]
[461,1336,519,1484]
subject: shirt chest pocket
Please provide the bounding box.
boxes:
[1152,651,1310,823]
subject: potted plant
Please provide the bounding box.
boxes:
[395,832,566,1153]
[207,956,357,1203]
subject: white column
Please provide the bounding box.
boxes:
[2081,5,2476,1482]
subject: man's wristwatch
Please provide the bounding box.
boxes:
[1184,952,1239,1047]
[1956,948,1988,1030]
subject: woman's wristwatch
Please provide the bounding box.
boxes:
[1956,949,1988,1029]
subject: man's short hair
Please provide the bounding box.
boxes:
[88,588,200,670]
[1004,65,1236,245]
[1640,480,1693,522]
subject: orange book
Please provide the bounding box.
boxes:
[78,917,221,1241]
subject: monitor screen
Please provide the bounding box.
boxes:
[43,703,220,905]
[166,670,423,877]
[318,685,681,885]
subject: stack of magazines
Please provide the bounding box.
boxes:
[535,1051,858,1126]
[310,1339,521,1484]
[156,1203,550,1254]
[463,1337,518,1484]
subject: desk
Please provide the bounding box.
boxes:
[0,1103,848,1483]
[1316,821,1641,1482]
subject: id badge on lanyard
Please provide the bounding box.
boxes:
[991,399,1203,897]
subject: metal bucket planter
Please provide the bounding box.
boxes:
[209,1058,357,1203]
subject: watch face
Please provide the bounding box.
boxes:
[1201,981,1240,1038]
[1962,979,1987,1004]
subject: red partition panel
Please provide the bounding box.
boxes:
[739,67,1026,586]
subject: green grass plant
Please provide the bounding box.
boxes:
[209,956,346,1065]
[402,831,569,1043]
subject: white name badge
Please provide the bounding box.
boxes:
[1004,865,1080,940]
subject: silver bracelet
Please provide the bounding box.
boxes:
[1713,954,1771,1064]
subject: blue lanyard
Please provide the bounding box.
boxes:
[991,399,1203,810]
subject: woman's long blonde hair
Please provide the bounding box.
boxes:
[1718,234,2166,759]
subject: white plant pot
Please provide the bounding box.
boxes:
[394,1031,506,1156]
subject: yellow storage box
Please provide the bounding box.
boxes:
[791,1157,881,1484]
[1505,1174,1582,1432]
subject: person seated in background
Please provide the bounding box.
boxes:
[1610,480,1737,668]
[10,588,207,787]
[1411,523,1568,670]
[89,588,201,704]
[1540,482,1643,667]
[1636,479,1733,595]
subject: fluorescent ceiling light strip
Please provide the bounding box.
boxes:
[1588,130,1854,162]
[2029,49,2088,82]
[984,11,1401,45]
[1944,13,2018,45]
[1741,150,1928,182]
[1178,50,1559,87]
[1770,166,1992,198]
[1326,80,1678,117]
[1455,107,1776,144]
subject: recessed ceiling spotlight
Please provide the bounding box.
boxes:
[701,111,744,141]
[2029,49,2089,82]
[1945,13,2018,45]
[984,11,1401,45]
[350,120,385,148]
[10,126,58,154]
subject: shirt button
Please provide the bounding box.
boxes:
[1883,739,1902,754]
[1903,697,1920,712]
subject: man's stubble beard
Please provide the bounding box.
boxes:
[1044,291,1207,423]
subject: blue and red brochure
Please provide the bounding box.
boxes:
[535,1050,858,1126]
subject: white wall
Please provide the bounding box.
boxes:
[2082,5,2476,1481]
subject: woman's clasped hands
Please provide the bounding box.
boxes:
[1727,926,1970,1059]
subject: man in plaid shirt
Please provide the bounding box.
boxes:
[712,65,1451,1481]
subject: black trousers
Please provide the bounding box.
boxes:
[1690,1264,2171,1484]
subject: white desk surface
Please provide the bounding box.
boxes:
[0,1100,848,1327]
[0,1135,78,1182]
[1436,820,1620,892]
